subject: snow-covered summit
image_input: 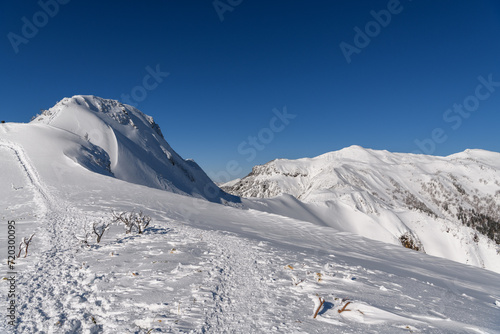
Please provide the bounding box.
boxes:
[223,145,500,272]
[30,95,237,202]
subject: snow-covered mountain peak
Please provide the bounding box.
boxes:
[267,146,425,176]
[29,95,237,203]
[33,95,164,139]
[448,148,500,167]
[313,145,390,165]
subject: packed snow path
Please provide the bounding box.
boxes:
[0,137,109,332]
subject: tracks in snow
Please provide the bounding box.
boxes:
[0,142,53,214]
[198,231,290,333]
[0,133,107,333]
[0,127,284,332]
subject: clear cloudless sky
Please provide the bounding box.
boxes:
[1,0,500,182]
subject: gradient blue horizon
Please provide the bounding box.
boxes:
[1,0,500,182]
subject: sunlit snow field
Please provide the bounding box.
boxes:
[1,99,499,333]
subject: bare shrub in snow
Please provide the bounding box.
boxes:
[113,211,135,234]
[112,210,151,234]
[135,211,151,234]
[93,220,110,243]
[313,296,325,319]
[77,218,110,245]
[399,232,423,252]
[337,301,352,314]
[17,233,35,258]
[78,230,91,247]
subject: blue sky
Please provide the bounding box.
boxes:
[1,1,500,182]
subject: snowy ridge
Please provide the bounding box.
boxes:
[223,145,500,272]
[1,102,500,332]
[32,95,237,203]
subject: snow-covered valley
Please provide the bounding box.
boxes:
[1,96,499,333]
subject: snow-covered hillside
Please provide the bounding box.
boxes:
[223,145,500,273]
[1,101,500,333]
[31,95,237,203]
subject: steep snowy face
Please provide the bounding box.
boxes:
[223,145,500,272]
[32,95,237,203]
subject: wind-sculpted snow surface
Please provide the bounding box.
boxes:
[0,146,499,332]
[223,145,500,272]
[1,104,500,332]
[32,95,237,203]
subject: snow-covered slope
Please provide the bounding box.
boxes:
[223,145,500,272]
[1,108,500,333]
[219,177,241,188]
[31,95,237,203]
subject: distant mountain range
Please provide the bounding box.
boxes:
[222,145,500,272]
